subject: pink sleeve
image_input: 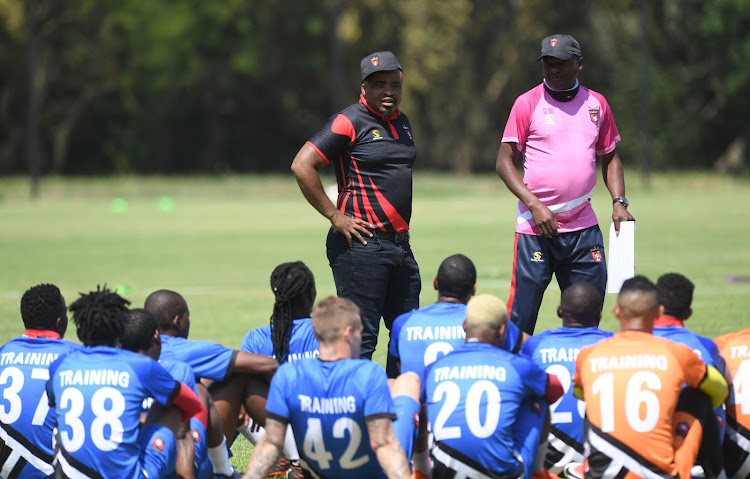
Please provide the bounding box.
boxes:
[591,91,621,155]
[501,86,542,151]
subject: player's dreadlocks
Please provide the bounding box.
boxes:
[269,261,315,364]
[68,285,131,347]
[20,283,67,330]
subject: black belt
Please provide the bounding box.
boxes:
[372,230,410,244]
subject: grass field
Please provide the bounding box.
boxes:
[1,171,748,471]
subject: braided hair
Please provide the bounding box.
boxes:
[68,285,131,347]
[20,283,67,330]
[269,261,315,364]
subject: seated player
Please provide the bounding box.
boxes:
[653,273,726,478]
[243,296,412,479]
[144,289,278,478]
[573,276,728,479]
[520,281,613,475]
[422,294,563,479]
[120,308,212,479]
[0,283,81,478]
[239,261,321,478]
[389,253,528,379]
[47,285,205,479]
[240,261,319,362]
[714,326,750,479]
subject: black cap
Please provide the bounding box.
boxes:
[361,51,402,81]
[537,34,582,61]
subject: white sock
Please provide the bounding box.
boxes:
[208,436,234,475]
[237,422,266,446]
[282,424,300,462]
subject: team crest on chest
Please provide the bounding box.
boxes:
[589,108,599,125]
[590,246,602,262]
[403,124,412,140]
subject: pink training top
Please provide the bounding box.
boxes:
[501,83,620,235]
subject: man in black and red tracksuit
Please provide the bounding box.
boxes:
[291,51,420,378]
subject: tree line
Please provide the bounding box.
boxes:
[0,0,747,176]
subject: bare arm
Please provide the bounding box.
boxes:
[232,351,278,382]
[366,417,411,479]
[600,150,635,234]
[496,142,559,238]
[291,143,374,247]
[242,417,287,479]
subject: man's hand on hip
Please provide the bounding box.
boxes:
[331,211,374,247]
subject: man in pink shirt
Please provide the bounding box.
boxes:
[496,34,635,335]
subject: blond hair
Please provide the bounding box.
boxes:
[311,296,361,345]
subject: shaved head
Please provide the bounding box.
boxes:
[614,276,661,331]
[559,281,603,327]
[144,289,188,331]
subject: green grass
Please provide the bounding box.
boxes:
[1,171,748,471]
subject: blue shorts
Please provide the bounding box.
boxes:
[392,395,421,460]
[190,419,212,479]
[138,424,177,479]
[512,397,548,479]
[508,225,606,334]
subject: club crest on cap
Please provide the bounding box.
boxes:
[370,56,380,66]
[550,37,559,47]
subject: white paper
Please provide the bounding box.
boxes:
[607,221,636,293]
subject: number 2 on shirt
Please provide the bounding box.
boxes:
[432,380,501,439]
[303,417,369,470]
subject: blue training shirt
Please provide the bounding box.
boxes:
[266,358,395,479]
[47,347,180,479]
[389,302,523,378]
[241,317,319,363]
[520,326,613,472]
[422,342,548,474]
[0,336,80,478]
[159,334,236,382]
[653,324,728,440]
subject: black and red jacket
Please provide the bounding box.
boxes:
[306,94,416,233]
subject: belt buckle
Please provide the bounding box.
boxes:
[394,231,409,243]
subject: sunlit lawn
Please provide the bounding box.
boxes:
[0,171,748,471]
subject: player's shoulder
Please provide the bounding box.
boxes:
[392,308,417,330]
[714,327,750,348]
[512,83,545,107]
[241,325,272,353]
[580,85,611,107]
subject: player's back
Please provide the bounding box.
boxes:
[48,346,179,479]
[423,343,548,475]
[390,302,467,377]
[520,326,612,472]
[574,331,707,478]
[267,358,394,479]
[240,317,319,362]
[714,327,750,479]
[715,328,750,430]
[0,336,80,478]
